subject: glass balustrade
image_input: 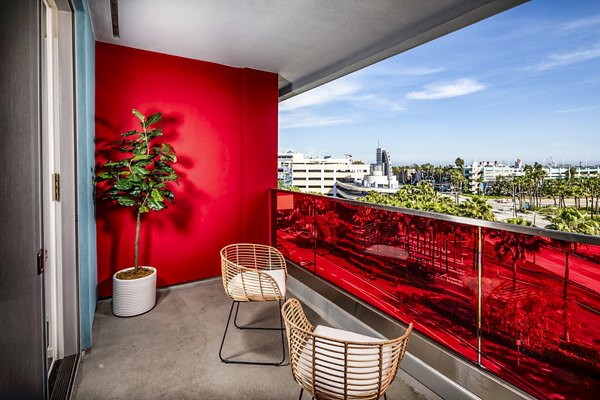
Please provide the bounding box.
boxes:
[273,189,600,400]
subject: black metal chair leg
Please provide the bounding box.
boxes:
[233,300,287,331]
[278,299,287,365]
[219,300,287,366]
[298,388,303,400]
[384,393,388,400]
[218,301,237,363]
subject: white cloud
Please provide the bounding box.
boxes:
[279,77,405,114]
[556,105,600,114]
[279,112,357,129]
[532,45,600,71]
[560,15,600,30]
[406,78,487,100]
[399,67,445,76]
[363,65,445,77]
[349,94,405,112]
[279,80,360,111]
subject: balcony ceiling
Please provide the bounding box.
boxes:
[89,0,526,100]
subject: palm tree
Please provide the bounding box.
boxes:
[546,208,598,339]
[547,207,600,236]
[490,230,543,288]
[505,217,532,226]
[532,163,546,208]
[551,238,578,341]
[543,179,560,207]
[449,169,466,204]
[459,196,495,221]
[476,176,484,196]
[513,175,527,212]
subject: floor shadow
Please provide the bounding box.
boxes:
[156,288,171,306]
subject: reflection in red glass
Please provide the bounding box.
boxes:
[482,229,600,399]
[274,191,600,400]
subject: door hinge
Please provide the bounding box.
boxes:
[52,173,60,202]
[37,249,47,275]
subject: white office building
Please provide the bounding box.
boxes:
[362,147,399,190]
[278,151,369,195]
[464,161,524,193]
[464,160,600,193]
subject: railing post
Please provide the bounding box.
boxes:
[313,197,318,274]
[477,226,483,366]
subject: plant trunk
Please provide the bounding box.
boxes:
[134,210,142,273]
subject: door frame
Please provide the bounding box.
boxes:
[41,0,80,371]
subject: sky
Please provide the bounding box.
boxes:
[278,0,600,166]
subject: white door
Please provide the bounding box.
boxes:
[42,0,60,371]
[41,0,77,373]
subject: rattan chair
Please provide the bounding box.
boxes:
[219,243,288,366]
[281,298,413,400]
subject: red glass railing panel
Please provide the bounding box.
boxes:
[273,190,600,400]
[275,191,316,272]
[481,228,600,400]
[275,192,478,362]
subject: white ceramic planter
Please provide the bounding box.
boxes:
[112,266,157,317]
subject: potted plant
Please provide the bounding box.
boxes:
[94,109,179,317]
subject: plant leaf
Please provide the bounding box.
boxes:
[132,109,145,122]
[121,130,139,137]
[96,172,112,180]
[151,188,164,202]
[131,165,149,176]
[114,179,133,190]
[147,197,164,211]
[145,113,162,127]
[118,197,136,207]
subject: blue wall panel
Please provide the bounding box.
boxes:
[73,0,97,350]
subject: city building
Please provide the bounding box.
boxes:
[278,151,369,194]
[464,160,524,193]
[545,165,600,180]
[362,147,399,189]
[334,146,400,199]
[464,160,600,193]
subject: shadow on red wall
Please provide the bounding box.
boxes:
[95,42,278,297]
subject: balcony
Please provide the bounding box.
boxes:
[72,279,436,399]
[6,1,599,399]
[273,190,600,400]
[73,190,600,400]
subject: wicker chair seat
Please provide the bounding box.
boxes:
[226,269,287,301]
[296,326,394,398]
[282,298,412,400]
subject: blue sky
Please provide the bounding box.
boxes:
[278,1,600,166]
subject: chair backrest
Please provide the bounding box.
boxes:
[221,243,287,302]
[282,298,413,400]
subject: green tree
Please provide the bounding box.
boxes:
[506,217,532,226]
[489,175,513,196]
[449,169,467,204]
[94,109,179,273]
[547,207,600,236]
[459,196,495,221]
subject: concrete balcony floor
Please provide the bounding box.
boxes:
[73,279,438,400]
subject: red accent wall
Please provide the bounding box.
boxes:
[95,42,278,297]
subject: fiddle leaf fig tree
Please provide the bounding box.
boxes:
[94,109,179,276]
